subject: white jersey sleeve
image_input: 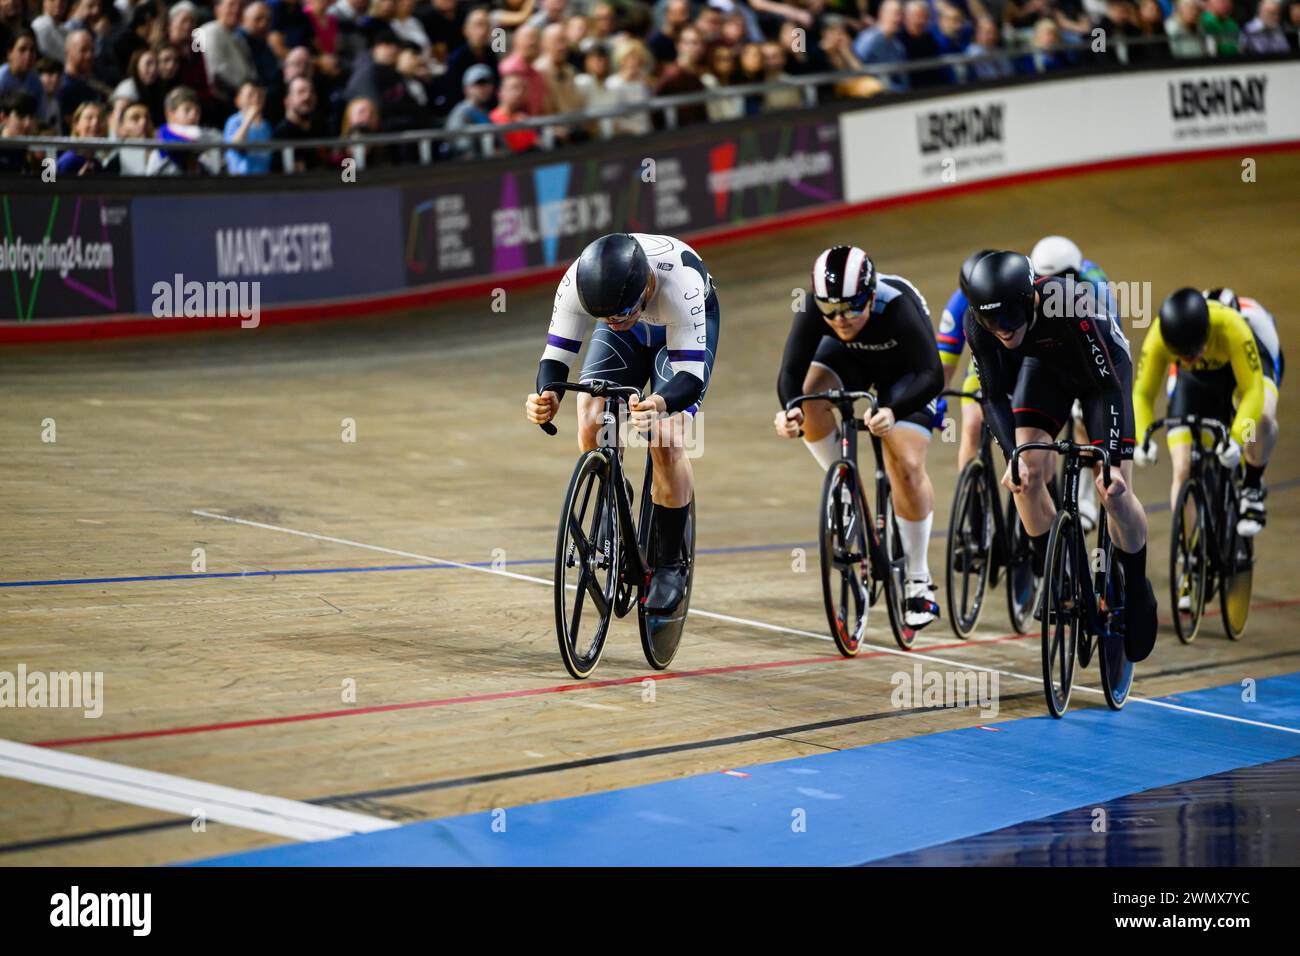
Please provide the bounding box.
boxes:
[541,261,593,372]
[638,233,712,386]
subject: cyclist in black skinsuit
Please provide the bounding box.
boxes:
[964,251,1160,661]
[774,245,945,629]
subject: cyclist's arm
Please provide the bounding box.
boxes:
[659,278,713,414]
[777,307,826,408]
[1064,312,1128,460]
[535,271,592,397]
[1224,310,1265,446]
[885,295,945,421]
[936,289,967,387]
[1131,321,1169,446]
[965,312,1017,461]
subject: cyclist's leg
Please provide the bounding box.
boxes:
[1010,359,1069,567]
[1238,338,1279,534]
[882,396,941,626]
[576,324,656,452]
[643,294,719,609]
[798,336,857,470]
[957,362,984,470]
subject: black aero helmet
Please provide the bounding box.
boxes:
[959,248,996,298]
[1203,287,1239,312]
[966,251,1035,334]
[1160,287,1211,358]
[811,245,876,317]
[575,233,651,319]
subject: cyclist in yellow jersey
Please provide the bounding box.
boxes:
[1133,288,1279,538]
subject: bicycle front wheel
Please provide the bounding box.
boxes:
[1041,509,1081,718]
[819,461,869,656]
[554,450,618,679]
[1170,478,1207,644]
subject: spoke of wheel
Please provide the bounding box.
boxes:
[583,566,610,617]
[569,568,587,643]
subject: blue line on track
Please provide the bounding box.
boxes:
[190,673,1300,866]
[7,477,1296,591]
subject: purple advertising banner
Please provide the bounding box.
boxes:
[0,193,135,320]
[402,118,842,286]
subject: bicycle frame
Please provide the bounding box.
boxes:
[942,388,1015,571]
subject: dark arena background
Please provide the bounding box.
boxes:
[1,0,1298,928]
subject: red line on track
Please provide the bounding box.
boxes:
[34,630,1032,748]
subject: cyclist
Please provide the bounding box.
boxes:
[937,248,999,471]
[964,251,1159,662]
[1031,235,1113,532]
[1133,287,1278,538]
[524,233,720,613]
[774,245,944,629]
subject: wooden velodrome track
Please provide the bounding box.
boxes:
[2,153,1298,865]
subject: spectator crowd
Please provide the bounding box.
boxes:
[0,0,1295,174]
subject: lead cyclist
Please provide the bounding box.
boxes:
[524,233,720,613]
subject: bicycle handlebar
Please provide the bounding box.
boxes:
[1010,440,1112,491]
[535,380,643,436]
[783,389,879,416]
[1141,416,1230,453]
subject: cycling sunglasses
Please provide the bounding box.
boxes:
[972,300,1031,335]
[814,292,871,318]
[602,285,649,322]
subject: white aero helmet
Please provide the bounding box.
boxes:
[1030,235,1084,277]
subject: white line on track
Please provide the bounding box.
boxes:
[0,739,398,841]
[193,509,1300,737]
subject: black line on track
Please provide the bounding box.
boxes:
[5,647,1298,856]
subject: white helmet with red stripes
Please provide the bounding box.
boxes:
[811,245,876,317]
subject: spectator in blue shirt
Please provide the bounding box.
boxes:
[853,0,910,92]
[0,31,45,107]
[224,80,274,174]
[966,15,1014,79]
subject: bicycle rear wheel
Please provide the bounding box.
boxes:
[637,497,695,670]
[945,457,993,639]
[1041,510,1081,718]
[1098,546,1134,710]
[819,461,869,657]
[1170,478,1207,644]
[880,491,915,651]
[554,450,618,679]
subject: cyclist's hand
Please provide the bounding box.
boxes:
[1002,458,1030,494]
[1096,467,1129,503]
[775,407,803,438]
[866,406,896,436]
[525,390,559,425]
[1218,439,1242,470]
[629,392,665,432]
[1134,441,1158,468]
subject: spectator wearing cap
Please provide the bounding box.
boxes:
[498,23,549,116]
[0,90,40,173]
[443,60,494,157]
[1242,0,1290,52]
[32,0,69,63]
[241,3,280,85]
[489,72,539,152]
[58,28,110,125]
[224,79,273,173]
[197,0,257,99]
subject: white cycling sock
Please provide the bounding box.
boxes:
[896,513,933,581]
[803,430,841,472]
